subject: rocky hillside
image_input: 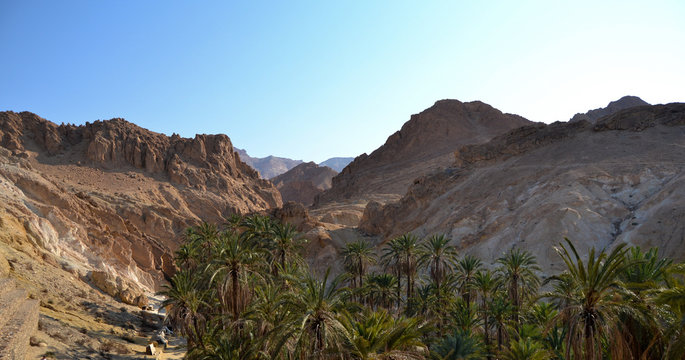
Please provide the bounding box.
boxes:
[359,103,685,272]
[570,95,649,123]
[235,148,304,179]
[0,111,282,293]
[315,100,532,206]
[271,162,338,206]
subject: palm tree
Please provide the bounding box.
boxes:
[211,231,265,321]
[547,239,636,360]
[656,263,685,360]
[365,273,399,310]
[621,246,672,298]
[243,279,294,355]
[418,234,459,292]
[499,338,550,360]
[430,329,482,360]
[490,293,513,351]
[185,222,220,259]
[618,246,673,359]
[497,248,540,336]
[284,269,350,360]
[160,269,210,349]
[225,213,244,233]
[241,214,274,245]
[270,222,303,274]
[473,270,498,359]
[381,237,405,310]
[175,241,201,269]
[341,239,377,297]
[343,309,427,360]
[397,233,421,300]
[451,298,481,334]
[456,255,483,310]
[411,283,438,318]
[187,331,262,360]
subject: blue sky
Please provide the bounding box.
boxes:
[1,1,684,162]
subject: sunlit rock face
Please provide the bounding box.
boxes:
[360,103,685,273]
[0,111,282,291]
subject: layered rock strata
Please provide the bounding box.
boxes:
[360,104,685,272]
[0,111,281,292]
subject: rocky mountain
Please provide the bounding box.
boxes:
[359,103,685,272]
[570,95,649,123]
[0,111,282,293]
[235,148,304,179]
[319,157,354,172]
[235,148,353,179]
[272,162,337,205]
[313,100,532,221]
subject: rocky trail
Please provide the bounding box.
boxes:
[0,277,39,359]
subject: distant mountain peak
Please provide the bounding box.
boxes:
[235,148,304,179]
[570,96,650,123]
[319,157,354,172]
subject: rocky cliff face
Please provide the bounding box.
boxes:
[0,111,282,291]
[359,103,685,272]
[272,162,337,206]
[315,100,532,206]
[570,95,649,123]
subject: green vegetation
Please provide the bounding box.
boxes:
[162,216,685,360]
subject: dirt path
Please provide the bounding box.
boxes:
[158,337,186,360]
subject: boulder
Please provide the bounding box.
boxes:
[91,271,118,297]
[118,288,137,305]
[145,343,156,356]
[91,270,148,306]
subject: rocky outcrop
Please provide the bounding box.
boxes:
[235,148,303,179]
[271,201,319,233]
[272,162,337,205]
[570,95,649,123]
[91,271,148,307]
[0,111,282,292]
[315,100,532,205]
[359,103,685,273]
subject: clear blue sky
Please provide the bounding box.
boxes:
[1,1,684,162]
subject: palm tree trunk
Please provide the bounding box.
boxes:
[231,267,239,320]
[406,253,411,301]
[396,266,402,310]
[358,258,363,304]
[497,325,503,350]
[482,298,491,360]
[512,275,519,338]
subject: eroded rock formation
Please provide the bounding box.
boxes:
[0,111,282,292]
[359,103,685,272]
[272,162,337,205]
